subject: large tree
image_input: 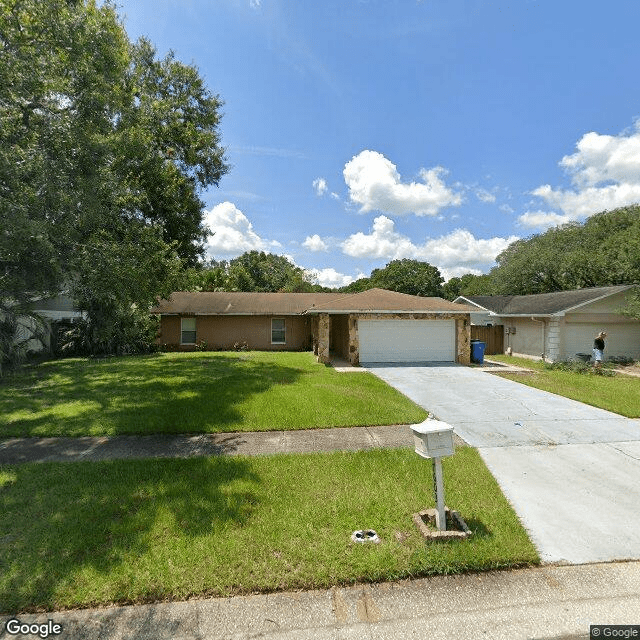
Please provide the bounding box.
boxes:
[198,252,318,293]
[1,0,228,362]
[489,205,640,295]
[339,260,444,297]
[442,273,495,300]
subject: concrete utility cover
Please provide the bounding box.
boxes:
[366,363,640,564]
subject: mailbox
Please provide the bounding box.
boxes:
[411,419,454,459]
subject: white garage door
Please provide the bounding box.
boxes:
[563,323,640,360]
[358,319,456,363]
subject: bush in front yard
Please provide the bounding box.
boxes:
[543,359,615,376]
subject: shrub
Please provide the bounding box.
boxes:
[195,339,208,352]
[232,340,249,352]
[544,359,615,376]
[61,309,159,357]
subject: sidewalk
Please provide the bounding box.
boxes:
[0,424,435,464]
[2,562,639,639]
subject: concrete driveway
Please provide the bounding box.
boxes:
[366,363,640,565]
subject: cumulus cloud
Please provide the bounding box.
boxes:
[341,215,517,271]
[203,202,281,258]
[343,150,463,216]
[312,177,328,196]
[518,210,572,229]
[521,123,640,228]
[311,268,357,288]
[440,266,484,281]
[302,234,329,252]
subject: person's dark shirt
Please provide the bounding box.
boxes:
[594,337,605,350]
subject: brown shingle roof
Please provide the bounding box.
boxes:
[459,285,635,316]
[303,288,477,313]
[151,292,340,315]
[152,288,476,315]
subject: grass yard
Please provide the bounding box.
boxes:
[0,352,427,437]
[489,355,640,417]
[0,447,539,612]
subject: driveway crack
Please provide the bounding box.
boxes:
[607,443,640,462]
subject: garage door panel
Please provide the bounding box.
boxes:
[563,323,640,360]
[359,319,455,363]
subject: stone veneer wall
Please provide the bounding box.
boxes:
[346,313,471,366]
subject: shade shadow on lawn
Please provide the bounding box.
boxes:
[0,448,539,613]
[0,352,426,437]
[0,353,305,437]
[0,456,260,612]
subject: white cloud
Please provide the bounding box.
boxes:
[302,234,329,252]
[341,216,517,271]
[203,202,281,258]
[249,0,261,9]
[312,177,328,196]
[441,266,483,282]
[475,188,496,203]
[518,210,572,229]
[560,128,640,186]
[531,182,640,220]
[341,216,415,259]
[521,123,640,229]
[311,268,356,288]
[343,150,463,216]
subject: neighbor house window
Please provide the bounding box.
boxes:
[181,317,197,344]
[271,318,286,344]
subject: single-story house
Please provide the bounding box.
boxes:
[455,285,640,362]
[151,288,476,365]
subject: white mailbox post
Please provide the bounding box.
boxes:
[411,419,455,531]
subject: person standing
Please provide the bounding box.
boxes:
[592,331,606,368]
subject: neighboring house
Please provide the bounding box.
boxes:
[151,288,475,365]
[22,294,84,353]
[455,285,640,362]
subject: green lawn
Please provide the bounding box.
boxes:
[489,355,640,417]
[0,448,539,612]
[0,352,427,437]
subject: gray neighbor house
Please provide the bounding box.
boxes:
[455,285,640,362]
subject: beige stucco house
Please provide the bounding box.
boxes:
[152,288,475,365]
[456,285,640,362]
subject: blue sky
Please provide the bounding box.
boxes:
[117,0,640,287]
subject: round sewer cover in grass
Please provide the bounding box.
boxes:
[351,529,380,544]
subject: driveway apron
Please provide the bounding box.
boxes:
[366,363,640,564]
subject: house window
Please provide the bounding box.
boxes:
[181,317,197,344]
[271,318,286,344]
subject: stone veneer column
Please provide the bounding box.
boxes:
[316,313,330,363]
[348,315,359,365]
[457,318,471,365]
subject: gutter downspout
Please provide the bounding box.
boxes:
[530,317,547,361]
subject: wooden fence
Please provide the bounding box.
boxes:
[470,325,504,355]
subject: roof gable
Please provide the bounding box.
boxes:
[306,288,476,313]
[461,285,635,316]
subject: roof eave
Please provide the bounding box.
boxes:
[303,309,470,315]
[155,311,305,316]
[556,285,634,314]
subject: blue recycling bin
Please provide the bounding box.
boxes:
[470,340,486,364]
